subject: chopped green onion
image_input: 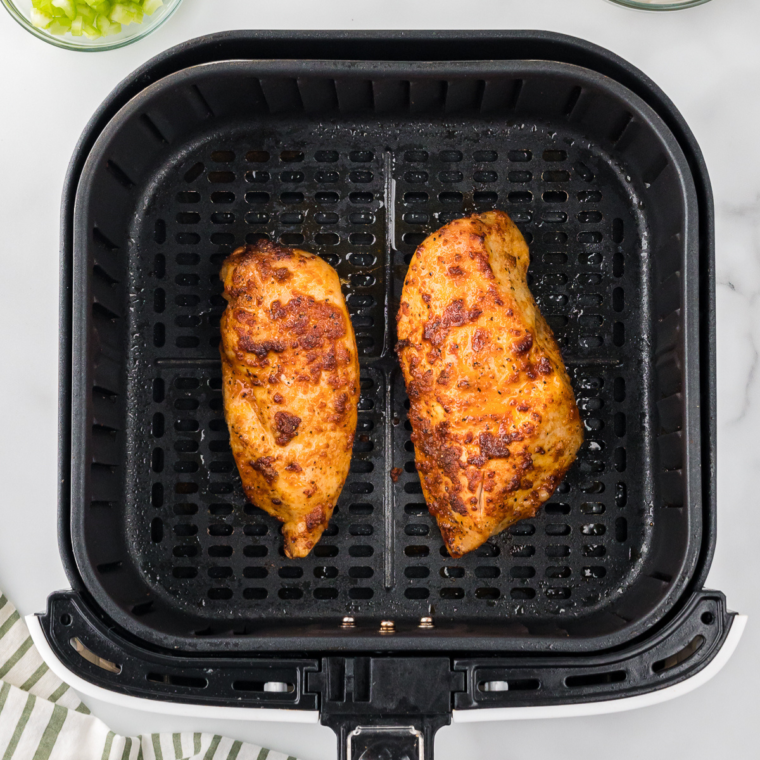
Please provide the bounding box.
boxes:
[95,12,120,34]
[143,0,162,14]
[110,3,143,25]
[31,0,164,39]
[51,0,76,19]
[30,7,54,27]
[76,3,97,22]
[48,17,72,34]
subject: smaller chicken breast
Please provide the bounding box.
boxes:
[220,241,360,558]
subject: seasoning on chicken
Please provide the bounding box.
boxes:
[220,241,360,558]
[396,210,583,558]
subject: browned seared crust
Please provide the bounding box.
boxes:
[396,211,583,557]
[220,241,360,558]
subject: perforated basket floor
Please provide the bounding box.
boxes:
[70,60,702,652]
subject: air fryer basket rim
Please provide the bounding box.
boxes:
[57,30,717,602]
[57,29,717,607]
[66,53,704,654]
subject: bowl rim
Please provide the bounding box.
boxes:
[0,0,183,51]
[606,0,713,10]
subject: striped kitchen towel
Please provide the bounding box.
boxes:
[0,593,299,760]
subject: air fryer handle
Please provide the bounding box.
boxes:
[310,658,462,760]
[334,721,434,760]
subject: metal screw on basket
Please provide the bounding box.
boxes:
[418,617,434,629]
[341,616,355,629]
[379,620,395,634]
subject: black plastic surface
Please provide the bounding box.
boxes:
[38,588,734,717]
[68,56,703,653]
[316,659,459,760]
[40,591,319,711]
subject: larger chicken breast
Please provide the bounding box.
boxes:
[396,210,583,558]
[220,241,360,558]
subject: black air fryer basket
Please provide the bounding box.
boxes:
[41,32,736,760]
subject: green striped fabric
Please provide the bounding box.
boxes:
[0,594,301,760]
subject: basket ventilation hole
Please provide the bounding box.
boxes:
[70,637,121,674]
[233,681,295,693]
[479,678,540,692]
[652,636,705,674]
[565,671,626,688]
[147,673,208,689]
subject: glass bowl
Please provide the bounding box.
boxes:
[607,0,712,9]
[1,0,182,51]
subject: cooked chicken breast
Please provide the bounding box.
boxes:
[396,210,583,558]
[220,241,360,558]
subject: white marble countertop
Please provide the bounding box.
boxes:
[0,1,756,757]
